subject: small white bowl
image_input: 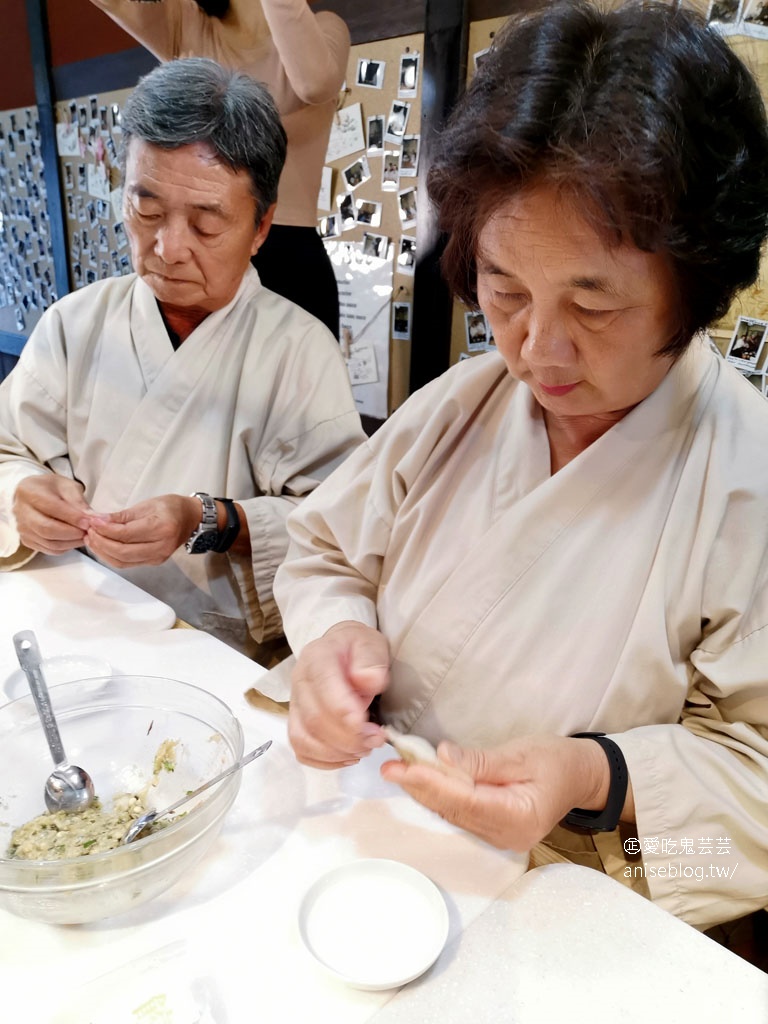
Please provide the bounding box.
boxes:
[4,654,112,702]
[299,859,450,990]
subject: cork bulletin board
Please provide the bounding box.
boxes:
[318,32,424,414]
[0,105,58,341]
[53,86,134,293]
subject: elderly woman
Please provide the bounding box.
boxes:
[0,59,363,663]
[274,1,768,931]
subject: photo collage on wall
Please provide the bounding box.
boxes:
[723,315,768,394]
[0,106,58,336]
[707,0,768,35]
[54,91,133,291]
[318,46,422,332]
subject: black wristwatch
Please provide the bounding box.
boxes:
[185,492,219,554]
[561,732,628,833]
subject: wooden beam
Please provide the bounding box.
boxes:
[25,0,70,304]
[409,0,468,394]
[312,1,425,44]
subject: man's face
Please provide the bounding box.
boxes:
[123,139,273,315]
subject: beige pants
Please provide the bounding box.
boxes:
[530,822,651,900]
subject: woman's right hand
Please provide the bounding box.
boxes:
[288,621,389,769]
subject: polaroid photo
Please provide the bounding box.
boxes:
[55,120,81,157]
[362,232,388,259]
[382,151,400,191]
[78,105,88,127]
[392,300,412,341]
[7,134,14,155]
[398,187,418,228]
[86,268,97,285]
[17,128,26,144]
[73,262,83,287]
[15,306,25,332]
[342,156,371,192]
[397,235,416,275]
[69,100,78,126]
[65,194,75,220]
[77,163,87,191]
[707,0,742,22]
[111,104,122,133]
[111,250,121,275]
[9,114,15,132]
[87,200,98,230]
[105,136,118,164]
[89,96,99,122]
[98,224,109,252]
[96,198,109,220]
[367,115,384,155]
[743,0,768,34]
[113,221,128,250]
[398,53,420,98]
[466,310,490,351]
[725,316,768,371]
[100,260,110,279]
[317,165,333,212]
[120,254,132,274]
[337,192,357,231]
[318,213,341,239]
[355,198,382,227]
[76,195,87,223]
[385,101,411,145]
[399,135,420,178]
[99,106,108,133]
[357,58,386,89]
[88,241,98,267]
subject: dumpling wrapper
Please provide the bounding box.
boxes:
[381,726,473,781]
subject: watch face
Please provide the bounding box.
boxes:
[188,530,220,554]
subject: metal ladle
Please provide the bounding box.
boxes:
[122,739,272,844]
[13,630,96,814]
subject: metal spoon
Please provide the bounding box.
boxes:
[122,739,272,844]
[13,630,96,814]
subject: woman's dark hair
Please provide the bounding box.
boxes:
[119,58,287,223]
[429,1,768,356]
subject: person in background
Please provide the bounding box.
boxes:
[0,58,364,664]
[274,1,768,930]
[88,0,349,338]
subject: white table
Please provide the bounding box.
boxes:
[1,555,766,1023]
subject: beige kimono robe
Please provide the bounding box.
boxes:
[0,268,364,657]
[275,340,768,928]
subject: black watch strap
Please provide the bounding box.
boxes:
[212,497,240,553]
[561,733,628,833]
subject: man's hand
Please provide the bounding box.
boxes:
[13,474,92,554]
[85,494,200,568]
[380,734,618,851]
[288,621,390,770]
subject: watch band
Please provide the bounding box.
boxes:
[185,492,219,554]
[561,732,628,833]
[212,497,241,553]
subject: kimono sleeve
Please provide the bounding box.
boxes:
[0,310,71,569]
[229,322,366,644]
[611,622,768,930]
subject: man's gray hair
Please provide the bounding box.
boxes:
[119,57,287,222]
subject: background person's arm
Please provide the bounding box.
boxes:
[257,0,350,104]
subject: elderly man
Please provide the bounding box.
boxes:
[0,58,364,662]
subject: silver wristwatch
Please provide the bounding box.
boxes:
[185,492,219,554]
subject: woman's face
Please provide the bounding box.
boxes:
[476,186,678,423]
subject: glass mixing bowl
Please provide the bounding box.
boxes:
[0,675,244,924]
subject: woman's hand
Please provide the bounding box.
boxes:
[380,734,618,851]
[288,621,389,770]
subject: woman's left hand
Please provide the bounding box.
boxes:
[380,734,612,851]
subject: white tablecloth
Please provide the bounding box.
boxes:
[0,558,766,1022]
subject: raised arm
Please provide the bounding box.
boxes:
[256,0,350,104]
